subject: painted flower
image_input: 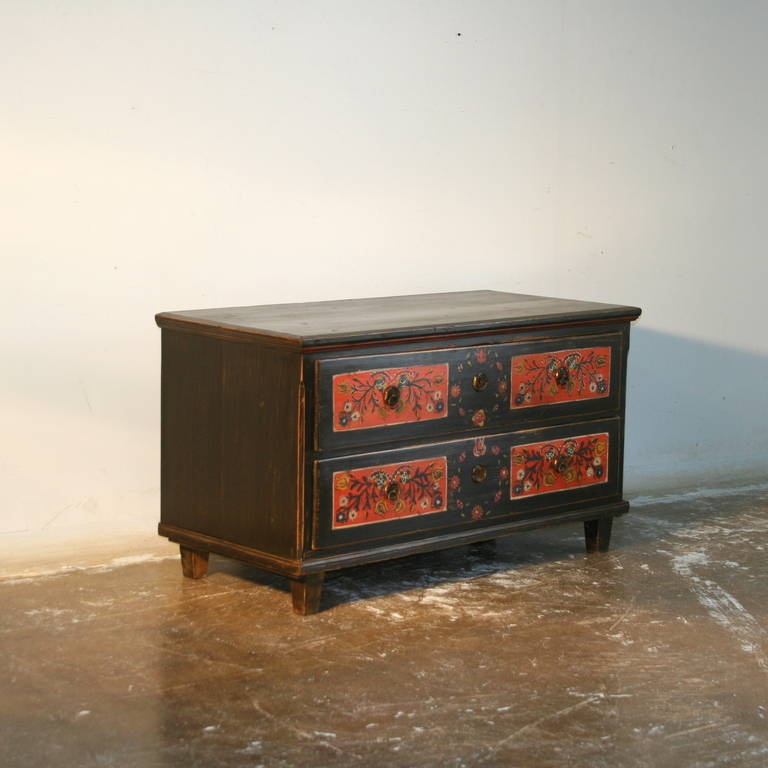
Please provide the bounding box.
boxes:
[397,468,412,482]
[426,402,434,412]
[516,469,524,481]
[512,453,524,466]
[518,383,527,393]
[420,497,430,509]
[343,401,353,412]
[372,470,388,488]
[564,468,577,483]
[449,475,461,490]
[475,348,488,363]
[349,510,358,521]
[596,373,604,382]
[433,495,443,508]
[472,410,486,427]
[436,401,445,412]
[339,495,349,507]
[546,358,558,373]
[398,373,410,386]
[339,413,349,426]
[595,466,604,479]
[374,378,385,390]
[336,510,347,524]
[543,471,556,487]
[595,440,606,455]
[514,394,525,406]
[564,441,576,456]
[566,353,580,369]
[544,447,556,461]
[498,467,509,481]
[335,474,350,490]
[375,500,388,516]
[513,484,523,495]
[433,390,442,401]
[586,467,594,477]
[593,456,602,466]
[589,382,597,393]
[450,384,461,398]
[473,437,487,457]
[523,480,533,492]
[431,467,444,480]
[597,381,607,394]
[471,505,484,520]
[351,411,361,421]
[524,392,532,403]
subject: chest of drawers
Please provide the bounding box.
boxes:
[156,290,641,614]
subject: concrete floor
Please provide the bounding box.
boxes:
[2,485,768,768]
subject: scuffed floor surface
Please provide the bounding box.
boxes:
[2,486,768,767]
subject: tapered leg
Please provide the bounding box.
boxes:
[291,573,325,615]
[180,545,209,578]
[584,517,613,553]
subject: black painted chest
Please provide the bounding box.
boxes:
[156,290,641,613]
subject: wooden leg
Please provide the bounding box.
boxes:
[180,546,209,579]
[584,517,613,553]
[291,573,325,616]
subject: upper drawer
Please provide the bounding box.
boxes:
[314,333,623,450]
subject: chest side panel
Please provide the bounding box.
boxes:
[160,330,302,559]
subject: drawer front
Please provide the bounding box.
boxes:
[313,418,621,549]
[511,346,610,408]
[315,333,622,450]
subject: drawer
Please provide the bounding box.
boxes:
[314,333,622,450]
[312,417,621,549]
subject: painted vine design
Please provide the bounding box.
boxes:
[333,460,447,528]
[512,348,610,407]
[510,434,608,499]
[334,365,447,430]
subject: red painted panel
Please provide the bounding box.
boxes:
[510,433,609,499]
[332,457,448,529]
[511,347,611,408]
[332,364,449,431]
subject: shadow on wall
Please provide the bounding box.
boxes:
[624,328,768,493]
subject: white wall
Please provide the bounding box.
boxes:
[2,1,766,556]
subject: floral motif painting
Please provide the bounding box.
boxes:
[332,364,449,432]
[510,433,609,499]
[332,457,448,529]
[510,347,611,408]
[447,347,509,430]
[445,437,513,522]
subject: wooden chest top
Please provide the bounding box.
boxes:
[156,290,642,347]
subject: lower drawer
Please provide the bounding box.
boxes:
[312,418,621,550]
